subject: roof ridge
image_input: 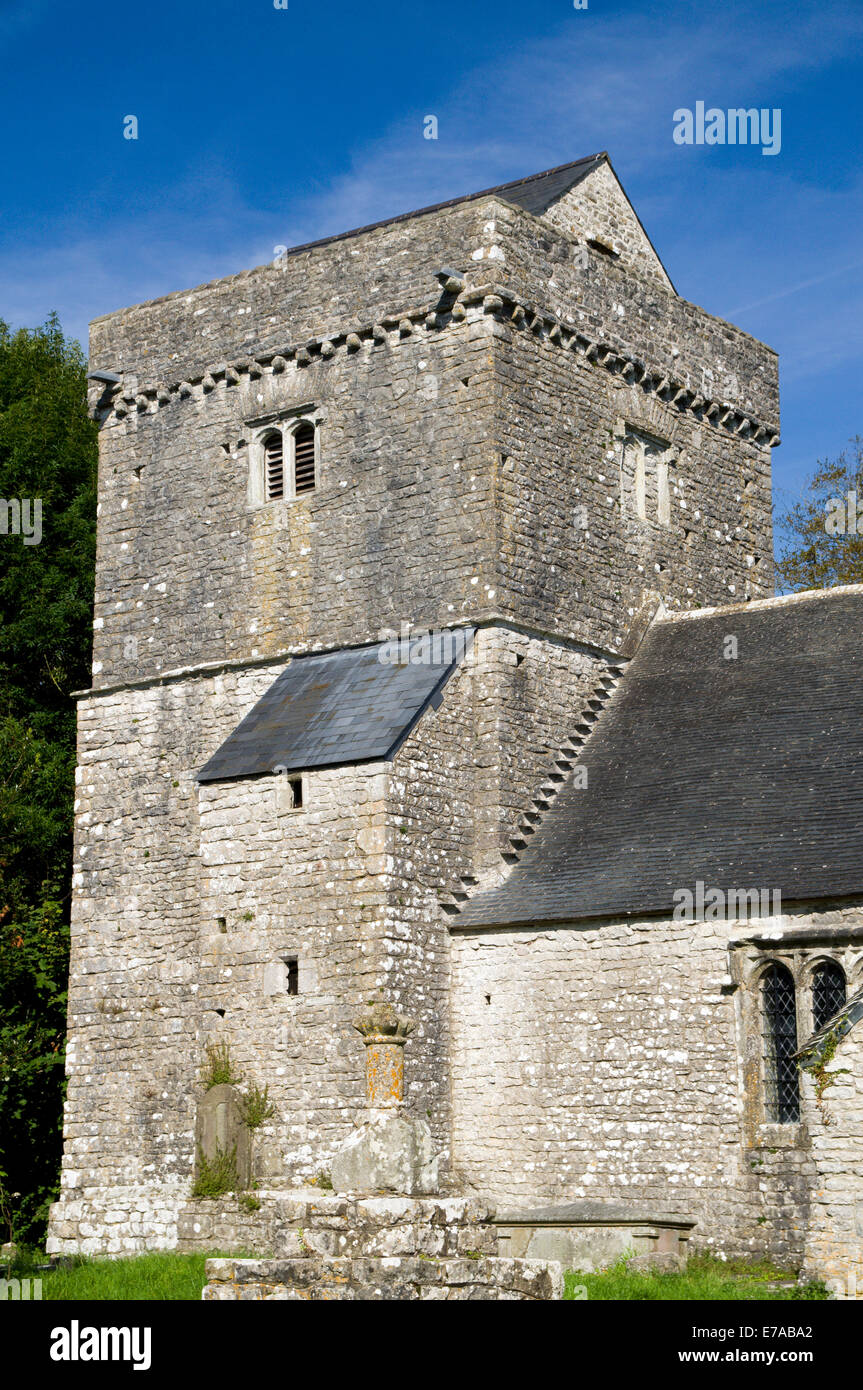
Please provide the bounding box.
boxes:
[659,583,863,624]
[90,156,609,326]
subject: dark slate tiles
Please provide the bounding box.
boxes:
[197,631,473,783]
[456,590,863,928]
[274,156,606,262]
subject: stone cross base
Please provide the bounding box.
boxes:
[197,1192,563,1300]
[330,1110,438,1195]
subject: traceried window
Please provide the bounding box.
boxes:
[811,960,846,1033]
[761,963,800,1123]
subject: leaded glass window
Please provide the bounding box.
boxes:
[762,963,800,1123]
[811,960,846,1033]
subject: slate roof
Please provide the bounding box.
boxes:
[455,588,863,929]
[197,631,472,783]
[272,155,607,261]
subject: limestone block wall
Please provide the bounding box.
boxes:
[195,759,394,1188]
[88,201,495,387]
[89,312,498,688]
[385,626,611,1164]
[801,1025,863,1297]
[450,912,829,1265]
[540,161,673,289]
[484,198,779,429]
[86,182,778,691]
[50,617,611,1252]
[490,293,774,655]
[50,662,397,1251]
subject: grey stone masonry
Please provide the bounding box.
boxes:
[51,156,790,1269]
[202,1254,563,1301]
[85,161,776,689]
[451,901,863,1267]
[800,1006,863,1297]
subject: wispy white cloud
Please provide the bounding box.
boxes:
[2,0,861,390]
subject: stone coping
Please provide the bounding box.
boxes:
[493,1202,697,1229]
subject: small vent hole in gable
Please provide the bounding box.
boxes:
[587,237,619,259]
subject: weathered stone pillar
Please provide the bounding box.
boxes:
[331,1000,439,1195]
[354,1002,413,1109]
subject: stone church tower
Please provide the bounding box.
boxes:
[48,154,779,1257]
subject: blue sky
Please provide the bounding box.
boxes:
[1,0,861,514]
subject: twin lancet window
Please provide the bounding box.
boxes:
[761,960,847,1123]
[260,420,318,502]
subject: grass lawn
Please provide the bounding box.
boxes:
[4,1250,829,1301]
[564,1255,828,1301]
[8,1251,221,1301]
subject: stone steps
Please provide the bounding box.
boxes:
[439,660,626,915]
[203,1253,564,1301]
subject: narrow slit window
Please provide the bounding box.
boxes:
[264,432,284,500]
[811,961,846,1032]
[285,957,299,996]
[287,774,303,809]
[761,963,800,1123]
[293,423,316,495]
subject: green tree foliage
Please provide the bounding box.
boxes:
[0,315,97,1243]
[775,438,863,592]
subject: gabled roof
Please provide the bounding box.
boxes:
[455,588,863,929]
[197,631,472,783]
[267,154,609,262]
